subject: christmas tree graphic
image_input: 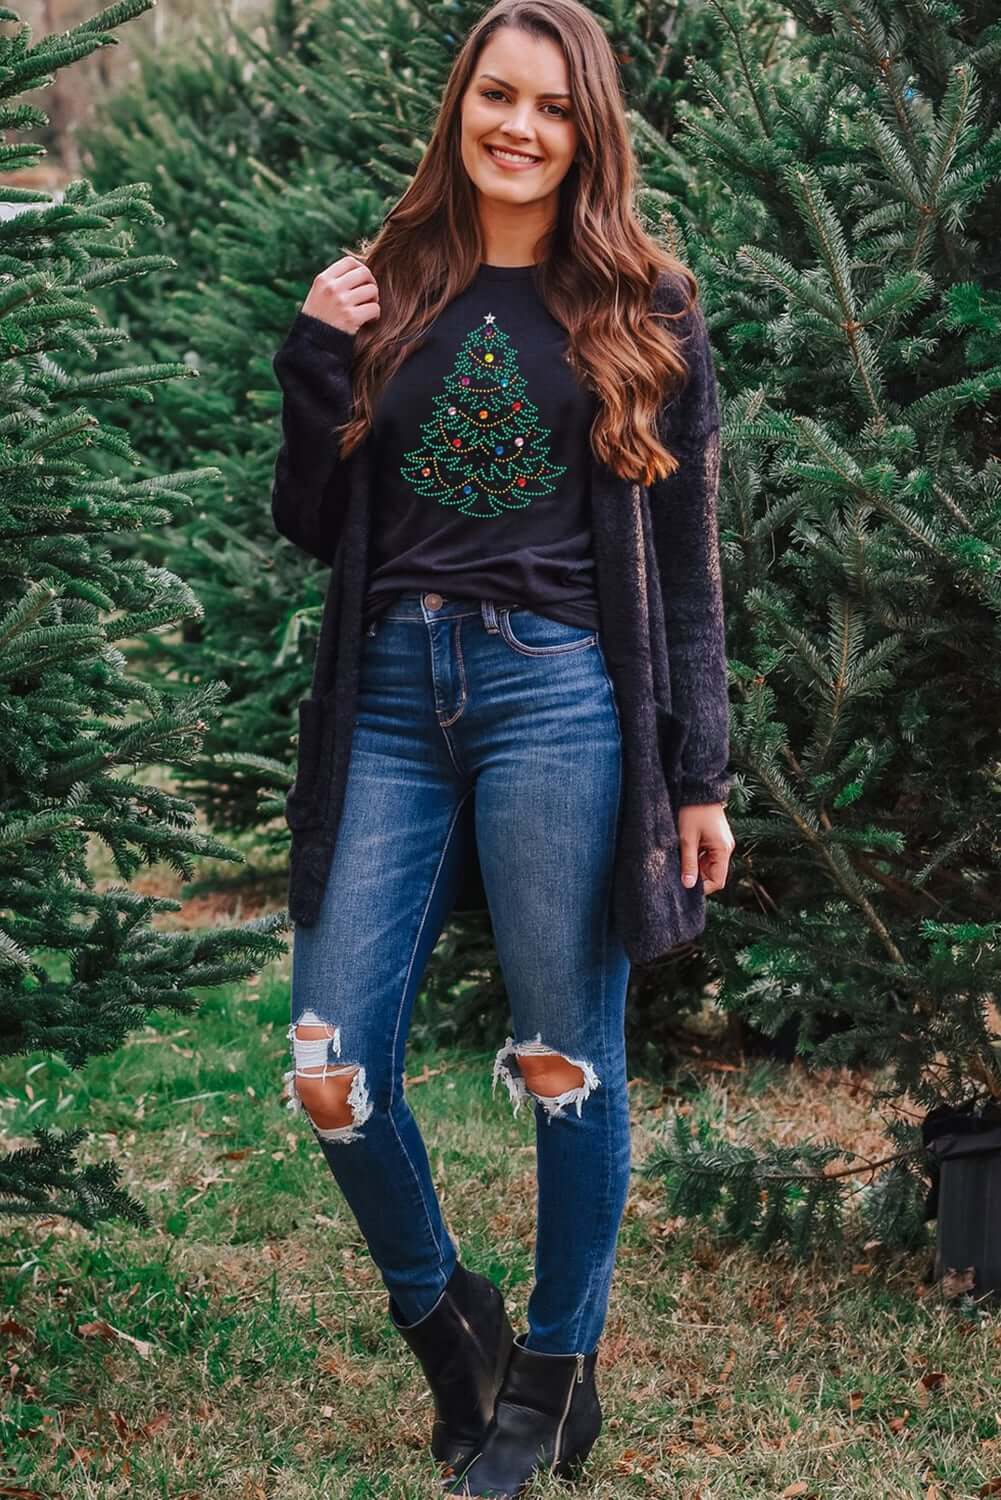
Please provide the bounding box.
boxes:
[400,312,567,518]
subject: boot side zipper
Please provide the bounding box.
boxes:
[553,1356,583,1466]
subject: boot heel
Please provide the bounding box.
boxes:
[553,1446,591,1481]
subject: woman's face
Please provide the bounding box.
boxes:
[459,28,580,221]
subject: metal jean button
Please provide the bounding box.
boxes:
[423,592,443,610]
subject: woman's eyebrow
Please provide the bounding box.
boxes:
[478,72,572,101]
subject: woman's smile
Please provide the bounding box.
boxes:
[484,142,544,169]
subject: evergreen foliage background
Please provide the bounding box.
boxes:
[643,0,1001,1251]
[1,0,284,1227]
[67,0,1001,1254]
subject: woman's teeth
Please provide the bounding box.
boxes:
[486,145,541,166]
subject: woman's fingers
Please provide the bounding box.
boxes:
[678,805,735,895]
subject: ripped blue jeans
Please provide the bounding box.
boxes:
[286,592,632,1356]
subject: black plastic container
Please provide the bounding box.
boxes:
[924,1103,1001,1304]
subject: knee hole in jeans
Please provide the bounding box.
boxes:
[492,1033,601,1123]
[283,1011,374,1143]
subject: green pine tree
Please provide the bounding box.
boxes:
[401,312,567,516]
[74,0,325,839]
[0,0,285,1229]
[641,0,1001,1257]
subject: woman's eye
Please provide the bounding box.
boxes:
[481,88,568,119]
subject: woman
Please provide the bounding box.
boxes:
[270,0,735,1493]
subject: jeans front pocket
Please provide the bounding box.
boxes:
[285,693,333,831]
[497,607,598,657]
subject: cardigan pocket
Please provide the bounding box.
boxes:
[285,694,333,831]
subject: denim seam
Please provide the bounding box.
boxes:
[594,637,624,745]
[429,620,467,775]
[438,617,468,729]
[385,784,474,1274]
[496,606,598,658]
[436,721,465,779]
[569,719,621,1357]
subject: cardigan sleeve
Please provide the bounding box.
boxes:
[648,281,732,808]
[270,310,358,567]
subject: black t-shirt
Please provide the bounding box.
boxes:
[362,262,601,630]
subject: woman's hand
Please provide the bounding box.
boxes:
[677,803,734,895]
[301,253,381,337]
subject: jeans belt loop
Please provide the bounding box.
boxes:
[481,599,500,634]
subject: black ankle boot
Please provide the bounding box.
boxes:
[443,1332,602,1497]
[389,1262,514,1473]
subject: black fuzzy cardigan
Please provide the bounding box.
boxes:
[270,270,732,965]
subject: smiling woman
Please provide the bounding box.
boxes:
[270,0,734,1494]
[459,30,580,265]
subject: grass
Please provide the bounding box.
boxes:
[2,949,1001,1499]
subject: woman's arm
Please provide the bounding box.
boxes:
[648,277,732,809]
[270,309,358,567]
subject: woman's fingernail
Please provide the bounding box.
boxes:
[682,873,696,887]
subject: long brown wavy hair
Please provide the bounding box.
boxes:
[334,0,698,486]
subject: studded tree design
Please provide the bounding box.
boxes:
[400,311,567,518]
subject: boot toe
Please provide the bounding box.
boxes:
[441,1456,513,1498]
